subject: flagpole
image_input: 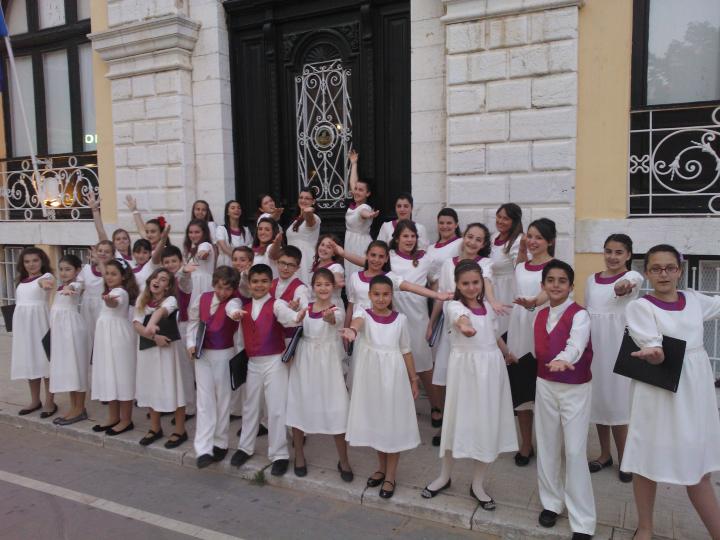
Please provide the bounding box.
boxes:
[4,35,46,217]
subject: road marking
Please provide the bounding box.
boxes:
[0,469,244,540]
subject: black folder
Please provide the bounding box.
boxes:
[281,327,303,363]
[139,310,181,350]
[193,321,207,359]
[427,312,444,347]
[507,353,537,408]
[42,330,51,360]
[1,304,15,332]
[229,350,249,390]
[613,329,686,393]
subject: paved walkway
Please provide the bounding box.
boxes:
[0,333,715,539]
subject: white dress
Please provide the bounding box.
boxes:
[286,303,348,434]
[49,282,90,392]
[91,288,137,402]
[346,270,404,311]
[440,301,518,461]
[286,215,321,285]
[426,237,462,284]
[622,290,720,485]
[345,309,421,453]
[216,225,252,267]
[390,250,436,373]
[188,242,215,305]
[377,220,429,251]
[432,256,494,386]
[252,248,278,278]
[586,270,644,425]
[310,261,345,309]
[344,203,373,281]
[133,261,158,294]
[10,273,53,380]
[134,296,186,412]
[490,232,521,337]
[79,264,105,353]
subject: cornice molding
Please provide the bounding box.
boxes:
[442,0,584,25]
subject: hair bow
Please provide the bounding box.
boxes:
[157,216,167,230]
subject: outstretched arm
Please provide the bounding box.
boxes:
[125,195,148,240]
[87,191,109,242]
[399,281,453,301]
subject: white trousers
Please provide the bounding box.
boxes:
[178,322,196,414]
[535,378,596,535]
[238,354,289,461]
[193,348,233,456]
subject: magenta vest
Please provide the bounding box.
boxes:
[240,297,286,357]
[199,292,239,350]
[178,289,191,322]
[270,277,304,339]
[534,302,593,384]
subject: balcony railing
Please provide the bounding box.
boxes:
[0,153,99,221]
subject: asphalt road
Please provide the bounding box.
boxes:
[0,423,487,540]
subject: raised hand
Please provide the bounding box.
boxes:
[349,149,359,164]
[124,194,137,211]
[87,190,101,211]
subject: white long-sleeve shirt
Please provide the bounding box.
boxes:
[541,297,591,365]
[185,292,238,348]
[226,293,301,326]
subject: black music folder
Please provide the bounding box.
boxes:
[42,330,51,360]
[1,304,15,332]
[229,350,249,390]
[613,329,686,393]
[507,353,537,408]
[193,321,207,359]
[139,310,181,351]
[281,327,303,363]
[427,312,444,347]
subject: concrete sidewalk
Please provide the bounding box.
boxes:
[0,333,714,539]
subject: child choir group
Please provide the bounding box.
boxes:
[8,152,720,540]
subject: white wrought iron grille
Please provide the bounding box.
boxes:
[629,105,720,216]
[0,153,99,221]
[295,59,353,210]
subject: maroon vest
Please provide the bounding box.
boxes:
[199,292,239,350]
[178,289,191,322]
[270,277,304,339]
[534,302,592,384]
[240,297,286,357]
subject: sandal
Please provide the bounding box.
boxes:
[164,432,188,449]
[366,471,386,488]
[588,457,613,473]
[431,407,443,428]
[139,429,164,446]
[379,480,396,499]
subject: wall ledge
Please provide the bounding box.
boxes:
[442,0,584,24]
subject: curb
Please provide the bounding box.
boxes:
[0,404,636,539]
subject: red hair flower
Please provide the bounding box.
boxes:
[156,216,167,230]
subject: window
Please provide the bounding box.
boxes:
[0,246,25,327]
[629,0,720,216]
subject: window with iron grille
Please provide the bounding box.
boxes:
[0,245,26,329]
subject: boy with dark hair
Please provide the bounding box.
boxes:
[534,259,595,539]
[227,264,305,476]
[271,245,309,339]
[186,266,241,469]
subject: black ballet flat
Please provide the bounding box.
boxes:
[514,447,535,467]
[619,471,633,483]
[139,429,163,446]
[588,457,613,473]
[294,463,307,477]
[379,480,396,499]
[92,421,119,432]
[18,404,42,416]
[421,478,451,499]
[106,422,134,436]
[40,404,58,419]
[469,486,495,510]
[337,462,354,483]
[430,407,443,428]
[366,472,385,488]
[432,434,441,447]
[164,432,188,449]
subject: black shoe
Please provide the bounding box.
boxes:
[421,479,451,499]
[271,459,289,476]
[514,447,535,467]
[379,480,395,499]
[230,449,251,467]
[588,457,613,473]
[294,463,307,477]
[18,403,42,416]
[619,471,633,483]
[40,404,58,419]
[106,422,134,436]
[196,454,214,469]
[92,421,119,432]
[539,509,558,528]
[139,429,163,446]
[229,414,242,422]
[367,472,385,487]
[164,432,188,449]
[257,425,268,436]
[337,462,354,483]
[432,434,441,447]
[469,486,496,510]
[431,407,443,428]
[172,413,194,426]
[571,533,592,539]
[212,446,228,462]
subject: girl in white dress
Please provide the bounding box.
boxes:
[10,247,56,417]
[490,203,525,337]
[287,269,353,481]
[309,234,345,309]
[422,261,518,507]
[256,193,285,229]
[125,195,172,255]
[286,190,321,285]
[342,275,421,500]
[586,234,643,482]
[88,191,134,264]
[191,199,217,243]
[623,244,720,540]
[90,259,139,436]
[377,193,429,251]
[506,217,556,466]
[50,255,91,425]
[183,219,216,305]
[133,268,187,449]
[252,217,284,278]
[426,208,463,284]
[216,200,252,267]
[344,149,379,281]
[80,240,115,353]
[131,238,159,295]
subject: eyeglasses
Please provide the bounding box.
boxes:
[647,265,680,275]
[277,261,298,269]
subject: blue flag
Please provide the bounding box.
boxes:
[0,7,8,37]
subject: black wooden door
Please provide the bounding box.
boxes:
[225,0,410,237]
